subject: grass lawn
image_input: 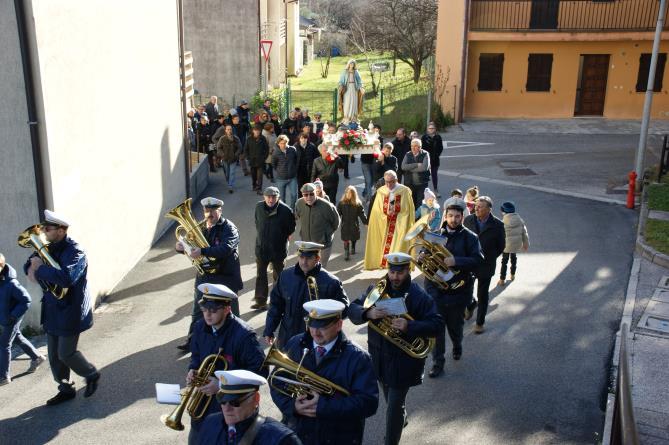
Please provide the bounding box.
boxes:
[647,183,669,212]
[645,219,669,255]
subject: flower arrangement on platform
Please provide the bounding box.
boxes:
[337,129,368,151]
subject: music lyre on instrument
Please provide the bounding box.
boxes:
[363,278,435,359]
[17,225,68,300]
[165,198,216,275]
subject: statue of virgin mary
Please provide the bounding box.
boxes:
[338,59,364,124]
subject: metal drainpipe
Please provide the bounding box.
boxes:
[14,0,47,215]
[177,0,191,198]
[257,0,262,92]
[458,0,471,123]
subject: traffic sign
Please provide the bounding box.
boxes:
[260,40,273,62]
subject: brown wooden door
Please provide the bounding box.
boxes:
[576,55,610,116]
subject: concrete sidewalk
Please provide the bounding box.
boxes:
[453,118,669,135]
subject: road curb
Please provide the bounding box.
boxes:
[635,189,669,270]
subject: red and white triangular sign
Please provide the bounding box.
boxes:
[260,40,273,62]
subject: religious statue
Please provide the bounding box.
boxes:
[338,59,364,124]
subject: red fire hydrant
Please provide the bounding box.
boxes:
[626,171,637,209]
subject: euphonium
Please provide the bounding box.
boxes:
[363,278,435,359]
[404,219,464,291]
[17,225,68,300]
[165,198,216,275]
[162,348,228,431]
[262,343,350,398]
[306,276,319,301]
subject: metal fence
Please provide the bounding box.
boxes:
[610,323,640,445]
[470,0,669,32]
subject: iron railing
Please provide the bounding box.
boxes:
[610,323,640,445]
[470,0,669,32]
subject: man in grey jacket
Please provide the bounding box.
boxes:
[294,183,341,267]
[401,138,431,209]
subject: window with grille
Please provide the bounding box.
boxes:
[636,53,667,92]
[478,53,504,91]
[525,54,553,92]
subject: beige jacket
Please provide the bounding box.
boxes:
[502,213,529,253]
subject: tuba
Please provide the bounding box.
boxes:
[165,198,216,275]
[363,278,435,359]
[162,348,228,431]
[404,219,465,291]
[306,276,319,301]
[263,343,350,398]
[17,225,68,300]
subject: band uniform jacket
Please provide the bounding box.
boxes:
[195,218,243,292]
[348,277,444,388]
[198,411,303,445]
[23,236,93,337]
[189,314,267,431]
[423,224,483,305]
[463,214,506,279]
[263,264,349,347]
[270,331,379,445]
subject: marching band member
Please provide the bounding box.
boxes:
[24,210,100,405]
[270,299,378,445]
[348,253,443,445]
[187,284,266,444]
[176,197,243,351]
[263,242,348,348]
[198,370,302,445]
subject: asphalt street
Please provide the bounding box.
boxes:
[0,129,638,444]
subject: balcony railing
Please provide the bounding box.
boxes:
[470,0,669,32]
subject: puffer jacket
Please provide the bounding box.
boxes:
[503,213,530,253]
[216,134,242,162]
[0,264,31,326]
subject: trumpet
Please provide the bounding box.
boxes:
[404,219,464,291]
[363,278,435,359]
[165,198,216,275]
[306,276,319,301]
[162,348,228,430]
[17,225,68,300]
[263,343,350,398]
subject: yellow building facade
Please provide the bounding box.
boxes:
[435,0,669,122]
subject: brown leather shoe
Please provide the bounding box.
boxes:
[473,324,485,334]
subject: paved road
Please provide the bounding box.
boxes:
[0,130,638,444]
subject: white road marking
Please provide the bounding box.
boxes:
[441,151,575,159]
[443,141,496,149]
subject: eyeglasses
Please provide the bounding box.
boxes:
[41,225,59,233]
[302,192,315,196]
[199,305,223,314]
[217,391,255,407]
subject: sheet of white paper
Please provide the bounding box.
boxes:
[156,383,182,405]
[374,298,408,316]
[178,236,193,256]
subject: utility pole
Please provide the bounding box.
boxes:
[635,0,668,187]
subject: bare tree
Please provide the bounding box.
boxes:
[349,17,384,96]
[371,0,438,83]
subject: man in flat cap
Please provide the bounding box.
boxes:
[186,284,266,444]
[294,183,340,268]
[24,210,101,405]
[263,242,348,348]
[271,299,378,445]
[349,252,444,445]
[198,369,302,444]
[176,197,242,351]
[253,187,296,311]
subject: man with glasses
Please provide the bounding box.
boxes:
[188,283,266,445]
[24,210,100,405]
[464,196,505,334]
[364,170,415,270]
[294,183,340,268]
[270,299,378,445]
[199,369,302,445]
[263,242,348,349]
[176,197,242,351]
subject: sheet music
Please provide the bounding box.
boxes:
[155,383,182,405]
[374,298,408,316]
[178,236,193,257]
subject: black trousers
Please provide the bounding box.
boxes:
[324,185,338,203]
[254,258,284,303]
[472,275,492,326]
[250,166,263,190]
[408,183,428,210]
[47,334,97,391]
[381,384,410,445]
[500,252,517,279]
[432,299,467,365]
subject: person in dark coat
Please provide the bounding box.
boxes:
[263,242,348,348]
[271,299,378,445]
[216,125,244,193]
[348,252,444,445]
[401,138,431,209]
[295,133,319,190]
[311,144,345,203]
[421,122,444,197]
[463,195,506,333]
[1,254,45,385]
[374,142,398,184]
[199,369,303,445]
[244,124,270,193]
[421,201,483,378]
[336,185,368,261]
[205,96,220,125]
[253,186,296,310]
[391,128,411,183]
[272,135,299,210]
[176,197,243,350]
[187,284,267,445]
[24,210,100,405]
